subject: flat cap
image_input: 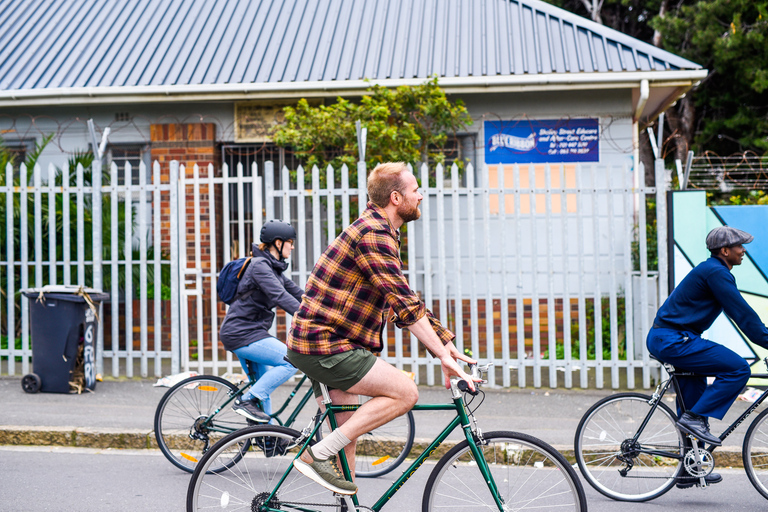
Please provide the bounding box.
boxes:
[706,226,754,251]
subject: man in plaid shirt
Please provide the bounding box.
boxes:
[287,162,477,495]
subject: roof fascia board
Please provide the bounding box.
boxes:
[640,84,694,128]
[0,71,708,107]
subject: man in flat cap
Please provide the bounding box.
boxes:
[647,226,768,488]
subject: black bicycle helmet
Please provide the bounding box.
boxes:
[260,220,296,244]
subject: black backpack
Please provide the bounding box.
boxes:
[217,257,255,304]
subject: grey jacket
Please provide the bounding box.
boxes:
[219,244,304,352]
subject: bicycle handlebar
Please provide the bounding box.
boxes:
[452,362,492,397]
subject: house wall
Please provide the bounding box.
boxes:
[459,88,635,171]
[1,87,635,170]
[0,87,638,282]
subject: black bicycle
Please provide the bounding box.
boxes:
[574,357,768,502]
[154,372,414,476]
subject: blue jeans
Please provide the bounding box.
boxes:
[233,337,296,416]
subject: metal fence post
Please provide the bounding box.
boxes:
[92,157,104,376]
[170,160,180,375]
[655,158,669,304]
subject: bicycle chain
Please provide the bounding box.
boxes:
[617,474,680,479]
[279,501,373,511]
[616,444,692,480]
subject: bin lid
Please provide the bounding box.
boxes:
[22,285,110,303]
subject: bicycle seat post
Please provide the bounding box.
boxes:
[319,381,333,406]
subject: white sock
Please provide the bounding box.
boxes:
[311,429,351,460]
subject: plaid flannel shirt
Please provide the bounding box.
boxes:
[287,203,454,355]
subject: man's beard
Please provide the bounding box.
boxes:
[398,202,421,223]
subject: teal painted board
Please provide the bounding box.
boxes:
[672,191,709,265]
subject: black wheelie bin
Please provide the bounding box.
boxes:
[21,286,110,394]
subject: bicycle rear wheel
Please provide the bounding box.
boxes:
[154,375,251,473]
[574,392,683,502]
[318,403,416,478]
[186,425,339,512]
[422,431,587,512]
[743,406,768,499]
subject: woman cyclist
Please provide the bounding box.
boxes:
[219,220,303,422]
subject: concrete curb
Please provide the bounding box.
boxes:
[0,426,157,450]
[1,426,747,468]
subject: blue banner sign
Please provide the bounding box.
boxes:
[484,118,600,164]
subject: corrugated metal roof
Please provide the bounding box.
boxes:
[0,0,701,92]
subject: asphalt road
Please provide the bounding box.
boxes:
[2,445,768,511]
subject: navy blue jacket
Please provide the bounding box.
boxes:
[655,257,768,348]
[219,244,303,352]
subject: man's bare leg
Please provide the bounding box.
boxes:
[300,359,417,469]
[315,389,358,478]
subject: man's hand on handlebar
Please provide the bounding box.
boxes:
[440,343,482,392]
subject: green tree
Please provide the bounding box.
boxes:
[651,0,768,155]
[547,0,664,42]
[272,77,472,178]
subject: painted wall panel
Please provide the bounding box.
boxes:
[671,191,768,367]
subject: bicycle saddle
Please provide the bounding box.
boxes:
[649,353,677,373]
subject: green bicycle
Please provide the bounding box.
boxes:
[154,372,414,477]
[185,363,587,511]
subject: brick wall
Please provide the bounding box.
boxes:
[149,123,220,257]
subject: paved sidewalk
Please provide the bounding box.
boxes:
[0,375,753,465]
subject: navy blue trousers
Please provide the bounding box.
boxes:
[647,327,750,420]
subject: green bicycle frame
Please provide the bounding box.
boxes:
[263,396,505,512]
[268,375,316,428]
[201,374,314,434]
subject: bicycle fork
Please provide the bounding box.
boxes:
[458,400,506,511]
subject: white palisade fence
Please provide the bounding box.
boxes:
[0,158,667,389]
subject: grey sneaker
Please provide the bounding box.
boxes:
[232,398,270,423]
[293,446,357,495]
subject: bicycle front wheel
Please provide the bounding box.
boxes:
[154,375,251,473]
[743,406,768,499]
[422,431,587,512]
[187,425,338,512]
[574,392,683,502]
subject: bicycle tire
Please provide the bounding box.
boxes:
[317,407,416,478]
[154,375,252,473]
[187,425,338,512]
[422,430,587,512]
[743,406,768,500]
[574,392,683,502]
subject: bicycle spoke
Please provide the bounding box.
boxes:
[575,393,682,502]
[424,432,585,511]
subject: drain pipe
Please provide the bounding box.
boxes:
[634,79,650,122]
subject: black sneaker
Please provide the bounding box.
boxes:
[676,473,722,489]
[254,436,291,457]
[232,398,270,423]
[676,412,721,446]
